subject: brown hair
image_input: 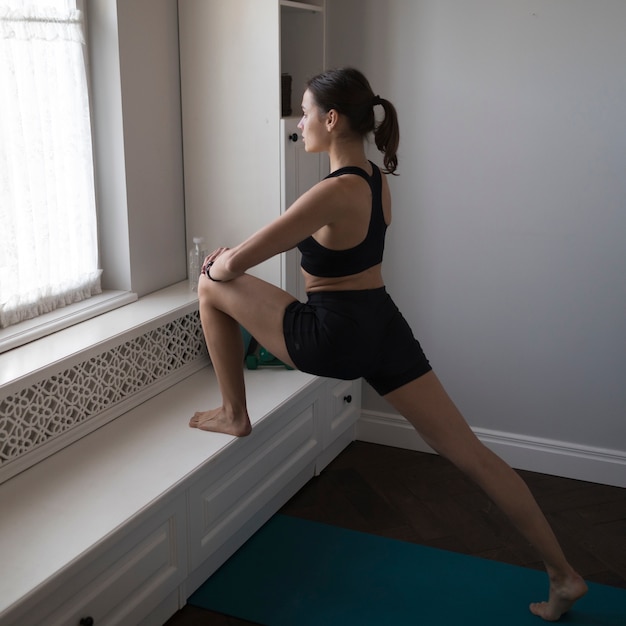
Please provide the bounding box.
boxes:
[306,67,399,174]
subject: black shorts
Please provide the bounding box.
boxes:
[283,288,431,396]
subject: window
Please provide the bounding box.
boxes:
[0,1,100,332]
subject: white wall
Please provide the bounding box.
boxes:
[88,0,186,296]
[178,0,282,286]
[328,1,626,480]
[89,0,625,483]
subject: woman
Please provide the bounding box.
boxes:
[190,68,587,621]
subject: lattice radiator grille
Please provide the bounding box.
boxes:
[0,312,207,474]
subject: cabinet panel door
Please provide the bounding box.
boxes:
[326,378,361,447]
[281,117,329,206]
[11,496,187,626]
[188,390,321,571]
[280,117,329,299]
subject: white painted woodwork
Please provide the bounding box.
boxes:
[280,117,329,299]
[179,0,326,292]
[0,368,361,624]
[178,0,282,286]
[0,5,361,623]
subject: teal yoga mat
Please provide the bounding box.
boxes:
[189,514,626,626]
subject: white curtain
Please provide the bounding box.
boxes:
[0,0,101,329]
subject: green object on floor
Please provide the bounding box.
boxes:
[189,514,626,626]
[241,326,293,370]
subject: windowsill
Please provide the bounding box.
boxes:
[0,281,199,392]
[0,290,138,355]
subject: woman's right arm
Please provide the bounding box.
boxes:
[202,177,351,282]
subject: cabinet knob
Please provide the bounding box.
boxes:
[79,618,94,626]
[343,394,352,404]
[288,133,299,142]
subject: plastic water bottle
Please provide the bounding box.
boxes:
[188,237,205,291]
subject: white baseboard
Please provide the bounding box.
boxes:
[357,410,626,488]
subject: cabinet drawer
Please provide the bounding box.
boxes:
[188,392,320,569]
[324,378,361,447]
[12,496,186,626]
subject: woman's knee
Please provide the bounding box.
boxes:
[198,273,224,306]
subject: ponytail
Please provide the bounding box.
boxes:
[306,68,400,175]
[373,97,399,175]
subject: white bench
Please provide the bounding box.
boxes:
[0,366,360,625]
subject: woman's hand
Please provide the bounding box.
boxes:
[201,247,238,282]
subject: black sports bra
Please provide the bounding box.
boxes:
[297,162,387,278]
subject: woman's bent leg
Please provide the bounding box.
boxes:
[190,273,298,436]
[383,372,587,621]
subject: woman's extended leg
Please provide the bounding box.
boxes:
[383,371,587,622]
[190,273,298,436]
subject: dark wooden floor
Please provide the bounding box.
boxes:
[165,441,626,625]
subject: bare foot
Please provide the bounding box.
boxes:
[189,407,252,437]
[529,572,588,621]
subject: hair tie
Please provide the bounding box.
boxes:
[204,261,223,282]
[372,95,383,106]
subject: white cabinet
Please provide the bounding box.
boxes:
[185,385,324,592]
[3,495,187,626]
[180,376,360,596]
[187,388,321,569]
[280,0,330,301]
[280,0,325,116]
[280,117,329,299]
[317,378,361,473]
[179,0,327,294]
[0,370,361,626]
[280,118,329,208]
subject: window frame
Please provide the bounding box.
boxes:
[1,0,187,354]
